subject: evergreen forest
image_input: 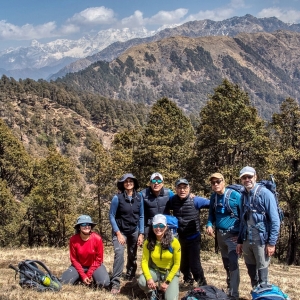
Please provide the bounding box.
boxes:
[1,76,300,266]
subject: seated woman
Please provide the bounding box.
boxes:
[61,215,110,288]
[138,214,181,300]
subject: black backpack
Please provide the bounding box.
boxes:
[9,259,62,292]
[181,285,231,299]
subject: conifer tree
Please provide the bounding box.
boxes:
[192,79,271,191]
[24,148,79,247]
[133,97,195,187]
[269,97,300,264]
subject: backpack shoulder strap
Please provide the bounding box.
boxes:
[253,185,266,215]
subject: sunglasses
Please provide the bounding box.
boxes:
[241,175,254,180]
[151,179,163,184]
[153,224,166,229]
[80,223,91,227]
[211,179,223,185]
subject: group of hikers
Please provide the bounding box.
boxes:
[60,166,280,300]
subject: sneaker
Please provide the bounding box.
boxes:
[149,290,158,300]
[111,286,120,295]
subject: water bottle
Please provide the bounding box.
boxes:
[41,275,61,291]
[41,275,51,286]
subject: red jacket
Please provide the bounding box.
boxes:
[69,232,104,280]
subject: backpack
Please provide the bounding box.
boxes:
[9,259,62,292]
[164,214,178,237]
[181,285,231,299]
[213,184,243,220]
[254,176,284,223]
[251,283,290,300]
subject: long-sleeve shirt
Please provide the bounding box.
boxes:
[206,188,241,232]
[69,232,104,280]
[109,194,144,234]
[141,238,181,283]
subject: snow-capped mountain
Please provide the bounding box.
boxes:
[0,27,156,80]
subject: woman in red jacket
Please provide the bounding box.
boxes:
[61,215,110,288]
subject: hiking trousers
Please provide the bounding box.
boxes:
[61,264,110,287]
[110,230,138,288]
[217,231,240,299]
[179,235,206,284]
[138,268,180,300]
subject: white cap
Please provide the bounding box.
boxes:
[239,166,256,178]
[150,172,163,181]
[152,214,167,226]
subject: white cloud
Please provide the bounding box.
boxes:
[67,6,116,26]
[257,7,300,23]
[121,10,145,27]
[0,20,57,40]
[147,8,188,25]
[121,8,188,28]
[183,0,246,23]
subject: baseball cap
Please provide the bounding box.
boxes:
[150,172,163,181]
[209,173,224,181]
[239,166,256,178]
[152,214,167,226]
[175,178,189,186]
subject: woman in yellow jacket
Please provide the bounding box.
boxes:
[138,214,181,300]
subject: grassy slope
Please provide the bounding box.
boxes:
[0,246,298,299]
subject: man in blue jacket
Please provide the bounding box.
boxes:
[206,172,241,300]
[236,166,280,288]
[166,178,210,287]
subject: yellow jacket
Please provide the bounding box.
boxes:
[141,238,181,282]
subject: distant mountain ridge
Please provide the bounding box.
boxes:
[50,14,300,80]
[57,30,300,119]
[0,14,300,81]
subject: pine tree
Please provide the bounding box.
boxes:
[192,79,271,191]
[24,148,79,247]
[133,97,195,187]
[269,97,300,264]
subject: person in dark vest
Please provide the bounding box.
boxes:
[206,173,241,300]
[166,178,210,287]
[140,172,174,238]
[109,173,144,294]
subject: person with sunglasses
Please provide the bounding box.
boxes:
[140,172,174,238]
[206,173,241,300]
[138,214,181,300]
[61,215,110,288]
[109,173,144,294]
[236,166,280,289]
[166,178,210,288]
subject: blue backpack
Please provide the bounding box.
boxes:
[251,283,290,300]
[164,214,178,237]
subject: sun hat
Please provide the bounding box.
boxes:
[117,173,139,191]
[74,215,97,228]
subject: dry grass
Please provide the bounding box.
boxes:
[0,246,299,300]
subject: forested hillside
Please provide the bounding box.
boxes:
[57,30,300,119]
[1,78,300,265]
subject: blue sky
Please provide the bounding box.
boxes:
[1,0,300,50]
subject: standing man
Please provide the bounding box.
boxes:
[236,166,280,288]
[206,173,241,300]
[166,178,210,287]
[140,172,174,237]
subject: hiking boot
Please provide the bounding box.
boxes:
[181,279,194,288]
[111,286,120,295]
[197,278,207,287]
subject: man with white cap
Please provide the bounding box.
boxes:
[140,172,174,237]
[206,172,241,300]
[236,166,280,289]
